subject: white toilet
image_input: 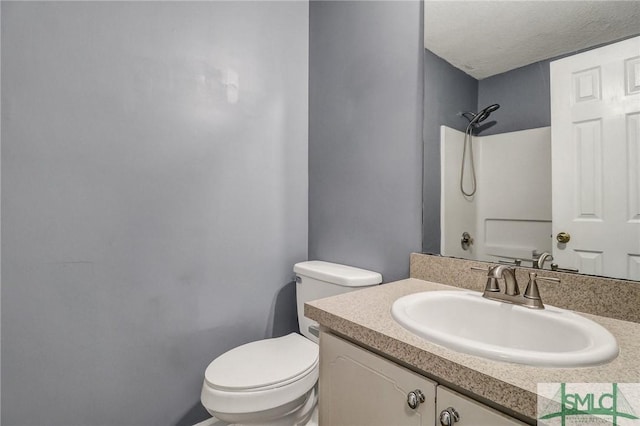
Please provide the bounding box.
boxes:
[199,261,382,426]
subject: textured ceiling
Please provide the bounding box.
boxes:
[424,1,640,80]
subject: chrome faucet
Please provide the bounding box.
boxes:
[473,265,560,309]
[533,251,554,269]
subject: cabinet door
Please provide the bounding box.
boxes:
[319,332,436,426]
[436,386,527,426]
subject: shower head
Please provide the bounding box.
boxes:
[470,103,500,125]
[460,104,501,127]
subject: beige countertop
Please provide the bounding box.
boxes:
[305,278,640,422]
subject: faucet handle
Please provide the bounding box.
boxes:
[470,266,490,272]
[551,263,579,273]
[524,272,559,309]
[536,275,561,284]
[524,272,542,299]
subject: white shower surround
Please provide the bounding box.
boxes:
[440,126,552,264]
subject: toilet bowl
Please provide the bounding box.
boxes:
[199,261,382,425]
[201,333,319,425]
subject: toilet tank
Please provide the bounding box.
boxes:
[293,261,382,343]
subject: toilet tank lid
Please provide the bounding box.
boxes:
[294,261,382,287]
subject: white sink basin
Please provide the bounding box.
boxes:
[391,291,618,367]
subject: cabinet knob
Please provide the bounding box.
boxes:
[439,406,460,425]
[407,389,425,409]
[556,232,571,243]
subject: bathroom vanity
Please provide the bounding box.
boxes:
[320,331,526,425]
[305,254,640,425]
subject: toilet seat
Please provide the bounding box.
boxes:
[205,333,318,392]
[201,333,319,417]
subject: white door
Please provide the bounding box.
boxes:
[551,36,640,280]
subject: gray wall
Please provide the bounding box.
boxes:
[477,59,551,136]
[422,49,478,253]
[309,1,423,283]
[1,2,308,425]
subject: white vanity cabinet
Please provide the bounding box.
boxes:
[320,331,436,425]
[437,386,527,426]
[320,331,528,426]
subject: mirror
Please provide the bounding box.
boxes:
[422,1,640,282]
